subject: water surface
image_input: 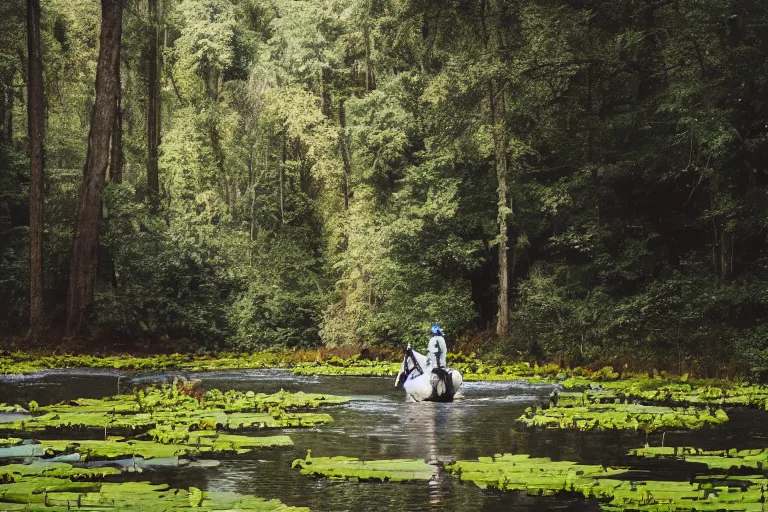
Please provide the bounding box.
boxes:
[1,369,765,511]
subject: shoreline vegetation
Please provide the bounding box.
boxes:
[0,348,763,381]
[3,350,768,412]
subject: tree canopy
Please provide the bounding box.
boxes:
[1,0,767,376]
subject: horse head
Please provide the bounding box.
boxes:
[394,344,424,388]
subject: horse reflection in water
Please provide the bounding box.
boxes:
[394,345,463,402]
[394,345,465,508]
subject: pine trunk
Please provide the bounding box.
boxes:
[109,58,123,184]
[147,0,159,204]
[66,0,123,337]
[27,0,45,336]
[481,0,511,338]
[490,79,510,338]
[338,100,352,210]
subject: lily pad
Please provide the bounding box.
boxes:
[0,461,122,483]
[446,452,768,511]
[292,452,435,482]
[0,478,310,511]
[517,402,728,431]
[446,453,624,498]
[0,405,335,434]
[32,434,293,461]
[629,445,768,471]
[561,377,768,411]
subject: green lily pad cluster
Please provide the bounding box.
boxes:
[603,445,768,511]
[0,384,341,510]
[446,452,768,511]
[292,450,768,510]
[0,383,347,435]
[149,428,293,452]
[1,461,122,483]
[517,402,729,431]
[291,353,563,381]
[446,453,623,497]
[2,435,291,461]
[0,477,309,511]
[291,451,435,482]
[560,377,768,410]
[602,478,767,511]
[629,445,768,472]
[0,351,341,375]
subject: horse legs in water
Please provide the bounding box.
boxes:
[451,371,463,395]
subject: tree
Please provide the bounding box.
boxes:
[27,0,45,337]
[147,0,160,203]
[109,58,123,184]
[66,0,124,337]
[480,0,512,338]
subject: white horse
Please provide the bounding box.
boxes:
[394,344,463,402]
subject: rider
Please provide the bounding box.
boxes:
[426,324,447,369]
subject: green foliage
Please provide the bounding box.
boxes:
[2,0,768,370]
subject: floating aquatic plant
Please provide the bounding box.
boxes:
[602,477,768,511]
[629,445,768,472]
[560,377,768,410]
[0,384,344,435]
[517,403,729,431]
[446,453,624,498]
[0,477,310,511]
[291,451,435,482]
[447,452,768,511]
[30,435,292,461]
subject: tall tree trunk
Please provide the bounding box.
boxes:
[27,0,45,337]
[481,0,511,338]
[147,0,160,205]
[109,60,123,184]
[66,0,123,337]
[105,54,124,291]
[490,79,510,338]
[338,99,352,210]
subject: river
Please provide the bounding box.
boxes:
[2,369,767,511]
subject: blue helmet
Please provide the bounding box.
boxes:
[431,324,443,336]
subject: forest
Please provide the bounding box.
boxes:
[1,0,767,376]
